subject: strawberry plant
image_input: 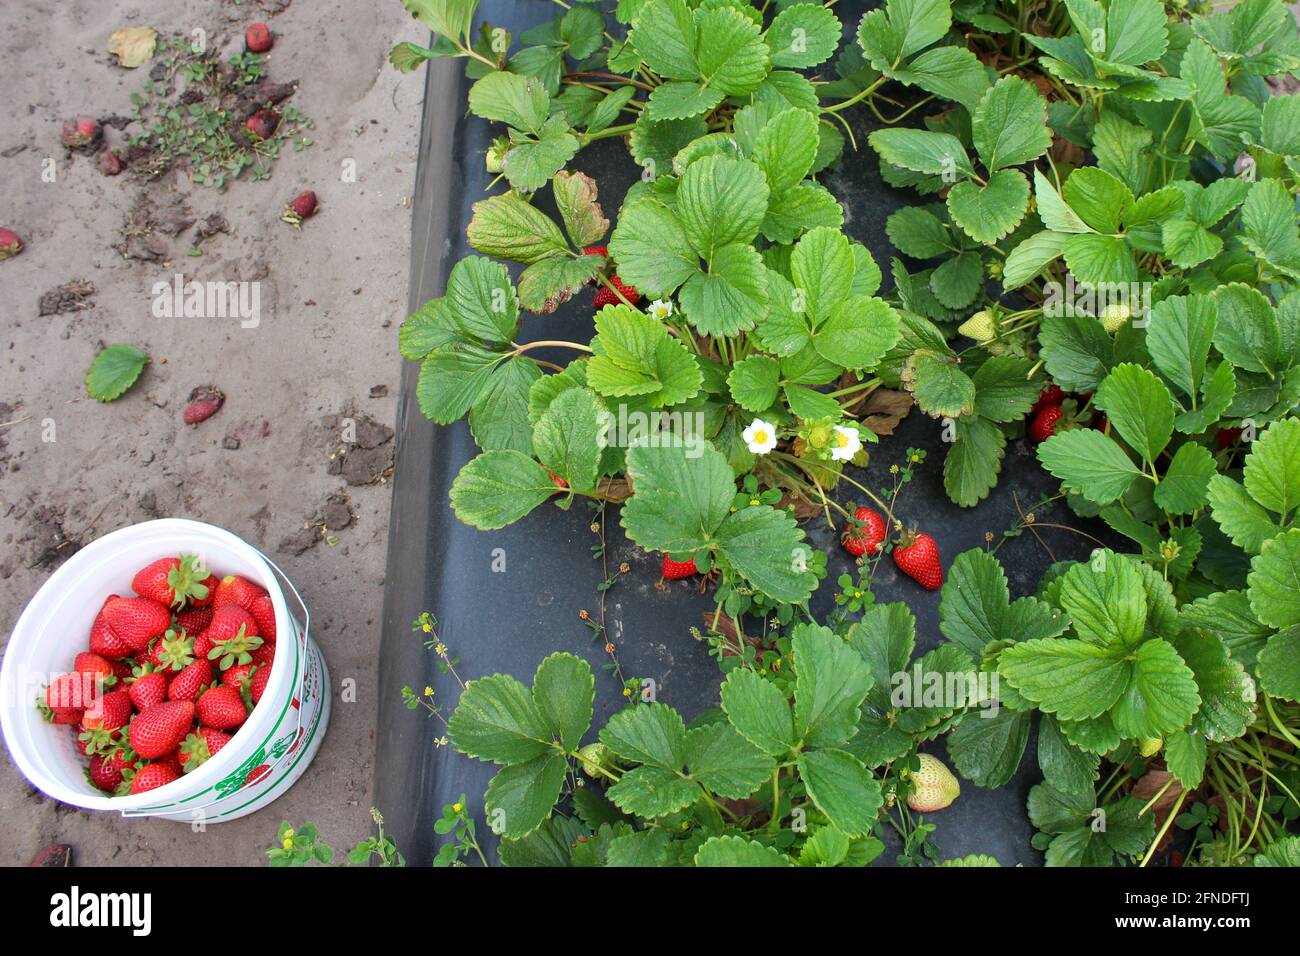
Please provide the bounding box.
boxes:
[387,0,1300,866]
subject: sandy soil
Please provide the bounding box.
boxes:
[0,0,425,864]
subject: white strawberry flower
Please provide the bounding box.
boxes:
[648,299,673,320]
[830,424,862,462]
[743,418,778,455]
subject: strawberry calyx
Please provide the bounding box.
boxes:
[207,623,265,670]
[178,731,212,772]
[154,628,197,671]
[78,725,122,756]
[165,553,210,608]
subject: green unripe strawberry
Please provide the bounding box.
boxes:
[1100,302,1130,334]
[578,742,613,779]
[958,310,996,342]
[907,753,961,812]
[1139,737,1163,757]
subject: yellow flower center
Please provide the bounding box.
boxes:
[753,429,769,444]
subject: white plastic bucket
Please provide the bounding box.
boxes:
[0,518,330,823]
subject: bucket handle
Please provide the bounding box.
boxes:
[120,551,311,820]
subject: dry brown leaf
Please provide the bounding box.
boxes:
[857,388,914,436]
[109,27,158,68]
[1131,768,1184,851]
[596,477,632,502]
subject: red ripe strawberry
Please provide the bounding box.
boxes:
[73,652,117,688]
[212,575,266,612]
[1028,404,1064,442]
[582,245,608,258]
[249,593,276,642]
[46,672,97,713]
[132,554,211,608]
[0,227,24,260]
[250,641,276,668]
[75,733,90,756]
[88,753,124,792]
[89,749,137,792]
[151,628,196,672]
[61,115,101,150]
[204,604,263,669]
[543,467,568,490]
[129,761,180,794]
[89,596,133,659]
[167,659,213,702]
[127,671,168,711]
[661,555,698,580]
[593,276,639,309]
[284,190,318,224]
[51,709,84,726]
[245,109,280,140]
[176,607,213,636]
[179,727,232,771]
[1031,384,1065,414]
[193,629,217,661]
[223,663,254,690]
[1216,427,1243,450]
[111,659,135,680]
[196,685,248,730]
[893,530,944,591]
[82,689,133,731]
[245,22,273,53]
[250,664,271,704]
[842,506,887,558]
[190,575,219,608]
[103,597,171,652]
[129,700,194,758]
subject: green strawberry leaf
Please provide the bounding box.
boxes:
[721,667,796,757]
[1037,428,1143,504]
[726,354,782,412]
[1247,528,1300,629]
[793,623,874,749]
[1153,443,1217,514]
[484,753,568,838]
[468,70,549,133]
[971,76,1052,172]
[766,3,841,69]
[468,191,570,264]
[447,672,553,764]
[684,722,774,798]
[943,415,1006,508]
[796,748,883,838]
[531,653,595,752]
[947,170,1030,244]
[600,701,687,769]
[620,440,733,554]
[947,707,1032,789]
[1094,363,1175,463]
[586,305,703,406]
[694,835,792,867]
[449,450,558,530]
[86,344,149,402]
[608,198,698,296]
[716,504,819,603]
[1257,627,1300,702]
[531,387,605,492]
[906,352,976,418]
